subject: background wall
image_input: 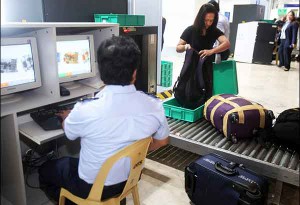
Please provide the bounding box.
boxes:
[162,0,195,48]
[1,0,44,22]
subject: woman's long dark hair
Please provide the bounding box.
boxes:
[288,11,296,22]
[193,3,218,35]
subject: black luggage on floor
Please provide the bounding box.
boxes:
[185,154,268,205]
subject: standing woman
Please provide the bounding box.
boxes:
[278,11,299,71]
[176,3,230,99]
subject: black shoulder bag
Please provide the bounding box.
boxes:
[173,49,206,109]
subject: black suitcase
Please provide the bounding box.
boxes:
[185,154,268,205]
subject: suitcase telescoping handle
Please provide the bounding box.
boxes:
[185,166,197,198]
[214,161,239,176]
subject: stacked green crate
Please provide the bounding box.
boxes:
[161,61,173,87]
[94,14,145,26]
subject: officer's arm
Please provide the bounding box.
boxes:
[148,136,169,152]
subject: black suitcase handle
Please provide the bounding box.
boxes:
[185,166,197,198]
[214,161,239,176]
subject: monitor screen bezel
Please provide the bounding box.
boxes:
[1,37,42,96]
[56,34,96,83]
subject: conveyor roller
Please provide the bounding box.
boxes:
[167,118,299,186]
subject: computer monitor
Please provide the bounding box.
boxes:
[56,35,96,89]
[1,37,42,104]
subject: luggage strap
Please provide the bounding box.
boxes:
[207,95,245,127]
[204,95,266,137]
[223,104,266,137]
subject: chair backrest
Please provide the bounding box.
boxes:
[86,137,152,202]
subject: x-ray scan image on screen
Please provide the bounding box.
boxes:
[1,44,36,88]
[56,35,96,84]
[57,39,92,78]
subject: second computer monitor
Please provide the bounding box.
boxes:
[56,35,96,88]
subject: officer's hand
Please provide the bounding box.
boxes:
[56,109,71,121]
[199,49,214,58]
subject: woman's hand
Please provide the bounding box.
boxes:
[199,49,214,58]
[176,39,190,53]
[185,44,191,51]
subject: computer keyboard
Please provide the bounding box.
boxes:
[30,109,63,131]
[30,101,76,131]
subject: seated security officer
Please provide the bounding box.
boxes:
[39,36,170,204]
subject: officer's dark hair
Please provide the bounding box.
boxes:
[194,3,218,35]
[97,36,141,86]
[208,0,220,12]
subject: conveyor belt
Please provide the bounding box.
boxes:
[147,145,199,171]
[167,118,300,187]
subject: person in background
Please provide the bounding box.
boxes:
[295,17,300,62]
[208,0,230,61]
[162,17,166,50]
[176,3,230,99]
[39,36,170,205]
[275,20,285,45]
[281,15,287,22]
[278,11,299,71]
[273,20,284,61]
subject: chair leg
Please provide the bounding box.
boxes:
[132,186,140,205]
[120,198,126,205]
[59,196,65,205]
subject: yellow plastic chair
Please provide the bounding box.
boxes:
[59,137,152,205]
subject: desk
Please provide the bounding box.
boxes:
[18,115,64,145]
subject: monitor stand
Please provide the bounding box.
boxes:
[60,82,82,90]
[1,94,23,105]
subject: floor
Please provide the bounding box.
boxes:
[21,49,299,205]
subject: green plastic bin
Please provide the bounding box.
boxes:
[161,76,172,87]
[260,19,275,24]
[163,60,238,122]
[161,61,173,87]
[161,61,173,71]
[212,60,238,95]
[163,98,204,122]
[161,68,172,76]
[94,14,145,26]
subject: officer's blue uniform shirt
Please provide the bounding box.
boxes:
[64,84,170,185]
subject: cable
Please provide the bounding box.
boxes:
[23,145,58,189]
[54,139,59,158]
[25,166,43,189]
